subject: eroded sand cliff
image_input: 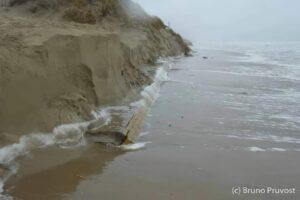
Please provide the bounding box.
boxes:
[0,0,189,144]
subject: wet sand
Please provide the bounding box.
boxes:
[6,46,300,200]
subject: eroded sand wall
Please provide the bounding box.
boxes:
[0,17,187,142]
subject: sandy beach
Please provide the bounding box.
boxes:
[3,43,299,199]
[1,0,300,199]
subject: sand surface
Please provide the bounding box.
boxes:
[3,45,299,199]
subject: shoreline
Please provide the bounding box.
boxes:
[0,60,176,199]
[0,1,190,198]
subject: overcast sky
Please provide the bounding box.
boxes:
[134,0,300,42]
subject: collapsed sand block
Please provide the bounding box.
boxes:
[86,106,147,146]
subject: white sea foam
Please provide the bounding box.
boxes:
[91,108,112,125]
[0,107,112,197]
[0,121,91,196]
[244,51,300,69]
[139,131,150,137]
[193,42,300,81]
[247,147,266,152]
[226,134,300,144]
[0,111,112,165]
[0,64,170,197]
[122,66,171,151]
[126,67,169,151]
[0,133,52,164]
[142,68,169,103]
[270,148,286,152]
[131,66,169,109]
[120,142,151,151]
[0,65,167,174]
[0,192,13,200]
[246,147,288,152]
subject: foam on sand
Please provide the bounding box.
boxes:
[245,147,289,152]
[270,148,287,152]
[247,147,266,152]
[120,142,151,151]
[131,65,170,109]
[0,65,170,196]
[0,110,112,197]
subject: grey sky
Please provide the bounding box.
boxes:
[135,0,300,42]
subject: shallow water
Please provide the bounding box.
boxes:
[4,42,300,199]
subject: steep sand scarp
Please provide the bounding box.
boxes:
[0,1,189,144]
[0,2,190,198]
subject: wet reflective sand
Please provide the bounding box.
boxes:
[6,43,300,200]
